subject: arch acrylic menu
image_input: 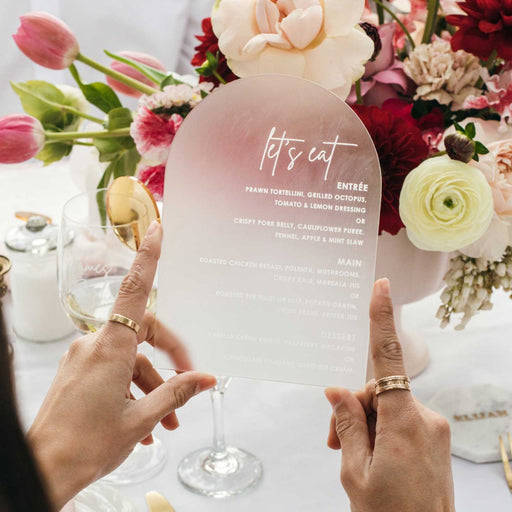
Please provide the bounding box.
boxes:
[156,75,381,388]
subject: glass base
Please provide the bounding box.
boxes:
[102,436,167,485]
[178,446,262,498]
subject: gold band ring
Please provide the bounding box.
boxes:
[375,375,411,396]
[109,313,140,334]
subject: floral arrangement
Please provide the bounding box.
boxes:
[2,1,512,328]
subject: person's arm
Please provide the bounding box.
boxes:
[28,222,216,509]
[325,279,455,512]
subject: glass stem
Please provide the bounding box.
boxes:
[210,376,230,460]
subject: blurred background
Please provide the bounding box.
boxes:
[0,0,215,115]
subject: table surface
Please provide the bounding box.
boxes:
[1,162,511,511]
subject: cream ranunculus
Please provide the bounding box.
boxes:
[211,0,374,100]
[399,156,494,252]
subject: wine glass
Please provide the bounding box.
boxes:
[177,376,262,498]
[57,188,166,484]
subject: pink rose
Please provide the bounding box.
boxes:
[106,51,166,98]
[136,164,165,201]
[0,114,45,164]
[12,12,79,70]
[347,23,412,107]
[130,108,183,164]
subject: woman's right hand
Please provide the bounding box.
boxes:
[325,279,455,512]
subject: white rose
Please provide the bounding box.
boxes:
[211,0,374,100]
[399,156,494,252]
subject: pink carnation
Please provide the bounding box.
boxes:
[137,164,165,201]
[130,107,183,164]
[463,68,512,126]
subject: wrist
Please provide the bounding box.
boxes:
[27,425,95,509]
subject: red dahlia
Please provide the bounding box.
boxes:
[352,105,429,236]
[447,0,512,60]
[191,17,237,86]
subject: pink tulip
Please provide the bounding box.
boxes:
[0,114,45,164]
[106,51,166,98]
[13,12,79,70]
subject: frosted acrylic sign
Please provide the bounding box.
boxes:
[156,75,381,388]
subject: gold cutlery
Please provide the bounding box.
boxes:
[499,433,512,492]
[145,491,176,512]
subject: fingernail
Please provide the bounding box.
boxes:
[325,388,343,408]
[375,278,391,297]
[146,220,161,237]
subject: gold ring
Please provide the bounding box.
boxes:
[109,313,140,334]
[375,375,411,396]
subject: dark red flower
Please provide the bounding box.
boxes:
[447,0,512,60]
[191,17,237,86]
[352,105,429,236]
[381,99,445,153]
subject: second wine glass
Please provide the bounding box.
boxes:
[177,376,262,498]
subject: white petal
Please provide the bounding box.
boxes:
[280,5,323,49]
[243,33,292,56]
[276,0,296,15]
[213,0,259,61]
[302,29,374,95]
[227,46,305,77]
[323,0,365,37]
[256,0,280,33]
[293,0,321,8]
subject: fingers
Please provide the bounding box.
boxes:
[103,221,162,347]
[369,278,415,412]
[327,412,340,450]
[132,353,179,430]
[134,372,216,429]
[137,310,193,371]
[325,387,371,481]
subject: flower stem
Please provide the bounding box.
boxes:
[64,106,104,124]
[422,0,440,44]
[376,1,385,24]
[431,150,447,158]
[373,0,416,49]
[213,70,227,85]
[45,128,131,141]
[76,53,159,96]
[355,80,364,105]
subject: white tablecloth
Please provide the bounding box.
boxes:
[1,162,511,511]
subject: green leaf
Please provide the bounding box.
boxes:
[69,64,122,114]
[205,51,219,68]
[109,146,140,179]
[11,80,65,124]
[465,122,476,139]
[475,141,490,155]
[35,141,72,165]
[104,50,167,86]
[107,107,133,130]
[453,122,464,134]
[160,74,185,88]
[472,154,480,162]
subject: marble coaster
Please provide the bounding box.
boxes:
[428,384,512,463]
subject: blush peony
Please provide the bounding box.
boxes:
[211,0,374,100]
